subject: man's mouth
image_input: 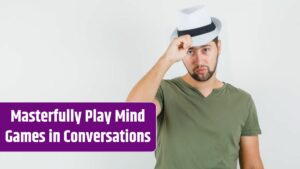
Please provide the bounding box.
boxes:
[195,66,208,74]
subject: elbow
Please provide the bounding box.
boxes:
[126,95,143,102]
[126,95,135,102]
[126,93,151,102]
[126,92,137,102]
[126,97,135,102]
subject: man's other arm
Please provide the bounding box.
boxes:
[239,136,264,169]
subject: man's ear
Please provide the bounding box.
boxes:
[217,40,221,55]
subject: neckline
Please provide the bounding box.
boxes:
[176,76,227,99]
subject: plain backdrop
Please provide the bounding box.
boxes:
[1,0,300,168]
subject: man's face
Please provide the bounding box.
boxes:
[182,40,221,82]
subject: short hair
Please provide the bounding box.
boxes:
[212,36,218,45]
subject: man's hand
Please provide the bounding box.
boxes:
[162,35,192,64]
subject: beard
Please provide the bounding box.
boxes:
[186,56,219,82]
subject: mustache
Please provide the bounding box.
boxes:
[193,65,209,71]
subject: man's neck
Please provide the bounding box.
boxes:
[182,73,224,97]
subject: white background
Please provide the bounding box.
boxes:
[1,0,300,168]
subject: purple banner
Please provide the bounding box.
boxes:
[0,102,156,151]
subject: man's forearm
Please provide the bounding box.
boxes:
[126,56,172,102]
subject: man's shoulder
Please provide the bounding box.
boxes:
[160,77,182,87]
[225,83,252,100]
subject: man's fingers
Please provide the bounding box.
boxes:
[175,34,192,49]
[185,35,192,47]
[183,43,189,50]
[164,34,192,63]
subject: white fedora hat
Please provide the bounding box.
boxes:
[171,5,222,47]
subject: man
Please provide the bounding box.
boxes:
[127,5,264,169]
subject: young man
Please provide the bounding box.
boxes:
[127,5,264,169]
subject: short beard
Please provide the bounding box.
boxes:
[185,56,219,82]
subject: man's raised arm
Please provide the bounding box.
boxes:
[126,35,192,117]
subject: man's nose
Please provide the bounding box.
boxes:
[193,53,206,64]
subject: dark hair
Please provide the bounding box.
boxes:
[212,36,218,45]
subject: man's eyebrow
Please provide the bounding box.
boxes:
[189,44,211,50]
[201,44,211,48]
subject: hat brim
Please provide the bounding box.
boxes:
[170,17,222,47]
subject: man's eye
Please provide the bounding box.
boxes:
[203,48,210,53]
[187,50,194,55]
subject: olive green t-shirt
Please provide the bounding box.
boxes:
[154,77,262,169]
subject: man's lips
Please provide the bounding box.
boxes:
[195,67,207,74]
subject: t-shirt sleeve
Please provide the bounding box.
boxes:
[241,96,262,136]
[155,81,164,119]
